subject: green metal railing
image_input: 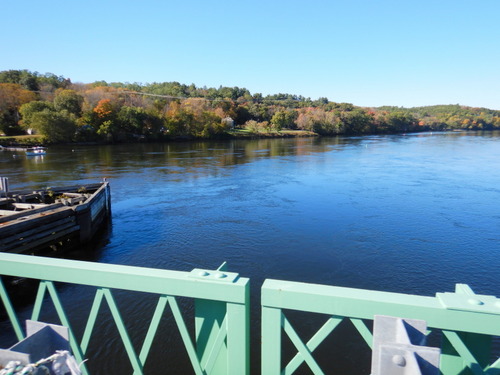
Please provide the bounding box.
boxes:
[0,253,249,375]
[261,279,500,375]
[1,253,500,374]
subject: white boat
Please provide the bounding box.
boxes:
[25,147,47,156]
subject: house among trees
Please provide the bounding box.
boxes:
[222,117,234,129]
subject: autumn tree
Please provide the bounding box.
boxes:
[117,106,163,137]
[19,101,54,130]
[0,70,39,91]
[0,83,37,134]
[165,108,194,136]
[25,109,77,142]
[296,108,341,134]
[384,112,418,132]
[54,89,84,116]
[93,99,117,139]
[340,109,373,134]
[271,110,298,131]
[203,111,229,137]
[93,99,114,119]
[82,86,123,112]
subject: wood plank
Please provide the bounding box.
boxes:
[44,183,102,194]
[0,210,17,216]
[90,192,106,221]
[0,198,13,206]
[12,203,48,210]
[0,206,74,237]
[60,193,85,198]
[0,203,64,224]
[57,195,86,206]
[6,183,103,199]
[6,226,81,254]
[13,193,40,202]
[1,216,77,246]
[2,219,78,250]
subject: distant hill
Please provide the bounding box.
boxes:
[1,69,499,141]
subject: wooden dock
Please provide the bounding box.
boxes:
[0,182,111,254]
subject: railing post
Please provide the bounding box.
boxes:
[0,254,250,375]
[226,297,249,374]
[195,298,227,374]
[261,303,283,375]
[193,263,249,375]
[438,284,492,374]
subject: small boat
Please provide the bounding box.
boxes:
[25,147,47,156]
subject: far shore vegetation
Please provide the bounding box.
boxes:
[1,69,499,145]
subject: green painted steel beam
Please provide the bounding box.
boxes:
[0,253,248,304]
[0,277,24,341]
[226,301,250,375]
[0,253,250,375]
[262,279,500,336]
[261,307,282,375]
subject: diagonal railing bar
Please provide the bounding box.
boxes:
[283,314,325,375]
[443,330,486,375]
[102,288,143,374]
[138,295,168,367]
[0,254,249,375]
[0,277,24,341]
[485,357,500,373]
[80,288,106,354]
[168,296,205,375]
[484,358,500,375]
[261,280,500,375]
[31,280,48,321]
[284,316,343,375]
[202,314,228,375]
[30,281,89,375]
[350,318,373,349]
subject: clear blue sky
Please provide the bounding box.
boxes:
[1,0,499,109]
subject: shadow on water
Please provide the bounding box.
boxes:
[0,221,112,332]
[0,223,115,370]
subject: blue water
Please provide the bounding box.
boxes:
[1,131,499,373]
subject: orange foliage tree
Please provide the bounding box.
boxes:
[93,99,114,119]
[0,83,37,134]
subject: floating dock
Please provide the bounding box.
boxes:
[0,181,111,254]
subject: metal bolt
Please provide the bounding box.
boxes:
[215,273,227,279]
[392,355,406,367]
[468,298,484,306]
[199,271,210,277]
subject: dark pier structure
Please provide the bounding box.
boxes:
[0,181,111,254]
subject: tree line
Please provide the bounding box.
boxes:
[1,69,499,143]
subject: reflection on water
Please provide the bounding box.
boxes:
[1,131,500,374]
[1,137,358,189]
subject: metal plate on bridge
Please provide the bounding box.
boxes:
[189,268,240,283]
[436,292,500,315]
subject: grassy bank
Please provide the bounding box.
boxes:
[0,135,44,146]
[228,129,317,138]
[0,130,318,147]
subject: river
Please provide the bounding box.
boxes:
[1,131,499,373]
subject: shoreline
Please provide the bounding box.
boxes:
[0,128,486,148]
